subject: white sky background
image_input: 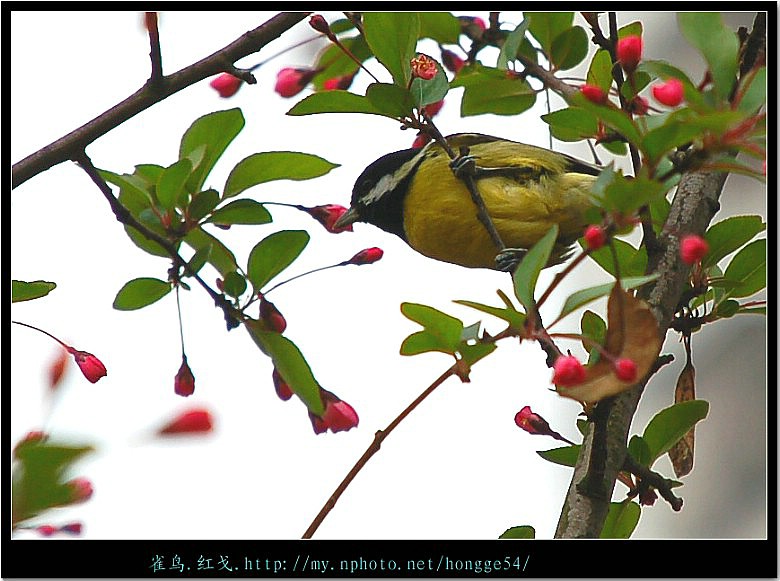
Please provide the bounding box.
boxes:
[10,11,767,541]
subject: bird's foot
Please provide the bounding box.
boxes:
[449,153,478,178]
[495,248,527,273]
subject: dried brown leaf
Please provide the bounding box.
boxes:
[669,362,696,477]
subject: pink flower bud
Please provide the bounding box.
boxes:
[36,525,58,537]
[306,204,354,233]
[652,78,684,107]
[580,84,608,105]
[422,99,444,117]
[309,390,359,434]
[272,368,294,401]
[60,522,84,535]
[514,406,550,435]
[583,225,607,250]
[680,234,709,265]
[174,356,195,397]
[209,73,243,98]
[412,133,432,148]
[613,358,638,382]
[275,67,316,98]
[259,294,287,333]
[322,72,357,91]
[347,247,384,265]
[309,14,331,35]
[69,349,107,383]
[410,54,437,81]
[617,35,643,71]
[158,408,214,435]
[65,477,94,504]
[441,49,466,73]
[552,355,586,387]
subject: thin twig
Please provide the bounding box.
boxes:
[302,366,456,538]
[145,12,163,84]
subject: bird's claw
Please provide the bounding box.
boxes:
[449,154,478,178]
[495,248,527,273]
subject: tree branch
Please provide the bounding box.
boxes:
[12,12,308,190]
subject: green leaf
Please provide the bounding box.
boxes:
[183,227,238,277]
[186,244,211,276]
[537,445,580,467]
[557,275,658,321]
[410,63,449,108]
[400,302,463,356]
[245,323,324,416]
[586,237,648,278]
[723,238,766,298]
[600,501,641,539]
[587,50,614,92]
[737,67,767,113]
[715,298,740,319]
[113,277,171,311]
[99,169,153,213]
[527,12,573,55]
[418,12,461,44]
[513,225,558,313]
[451,64,536,116]
[703,215,765,269]
[453,299,526,330]
[580,309,606,364]
[222,271,247,298]
[12,280,56,303]
[188,189,220,222]
[208,199,273,226]
[497,20,530,70]
[641,122,707,165]
[366,83,415,118]
[499,525,535,539]
[287,90,388,117]
[179,108,245,193]
[570,93,642,146]
[363,13,420,86]
[247,230,309,292]
[458,340,497,367]
[627,434,652,467]
[542,107,599,141]
[550,26,588,70]
[311,36,370,89]
[618,21,643,39]
[642,400,709,465]
[224,152,339,199]
[157,158,192,210]
[603,173,669,214]
[678,13,738,101]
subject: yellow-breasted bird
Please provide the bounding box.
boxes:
[334,133,601,270]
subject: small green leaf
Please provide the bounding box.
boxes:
[642,400,709,465]
[497,20,530,70]
[537,445,580,467]
[600,501,641,539]
[587,49,614,92]
[453,299,526,330]
[363,12,420,86]
[247,230,309,292]
[499,525,535,539]
[703,215,765,269]
[513,225,559,313]
[586,237,648,278]
[183,227,238,277]
[723,238,766,299]
[287,90,388,116]
[627,434,652,467]
[527,12,573,55]
[400,302,463,356]
[157,158,193,210]
[571,93,642,146]
[458,340,497,366]
[641,122,707,165]
[557,275,658,321]
[12,280,56,303]
[410,63,449,108]
[451,64,536,117]
[224,152,339,199]
[179,108,245,193]
[737,67,767,113]
[678,13,738,101]
[188,189,220,222]
[542,107,599,141]
[550,26,588,71]
[113,277,171,311]
[99,169,153,213]
[222,271,247,298]
[245,322,324,416]
[580,309,606,364]
[715,298,740,319]
[366,83,415,118]
[618,21,643,39]
[209,199,273,226]
[186,244,211,276]
[418,12,461,44]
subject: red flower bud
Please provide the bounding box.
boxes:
[680,234,709,265]
[36,525,58,537]
[259,294,287,333]
[209,73,243,98]
[347,247,384,265]
[410,54,437,81]
[441,49,466,73]
[272,368,294,401]
[309,14,331,36]
[613,357,638,382]
[68,349,107,384]
[306,204,354,233]
[309,390,359,434]
[158,408,214,435]
[412,133,432,149]
[616,35,643,71]
[422,99,444,117]
[584,225,607,250]
[322,72,357,91]
[60,522,83,535]
[275,67,317,98]
[581,84,608,105]
[65,477,94,504]
[552,355,586,387]
[514,406,550,435]
[652,78,684,107]
[174,356,195,397]
[48,349,69,390]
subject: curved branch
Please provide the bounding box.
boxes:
[12,12,309,189]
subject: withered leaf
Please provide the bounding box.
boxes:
[557,284,663,403]
[669,362,696,477]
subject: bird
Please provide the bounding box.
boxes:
[333,133,602,271]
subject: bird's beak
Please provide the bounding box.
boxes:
[333,206,360,230]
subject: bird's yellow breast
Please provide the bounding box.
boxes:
[402,140,596,269]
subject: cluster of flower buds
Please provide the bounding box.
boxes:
[552,352,639,388]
